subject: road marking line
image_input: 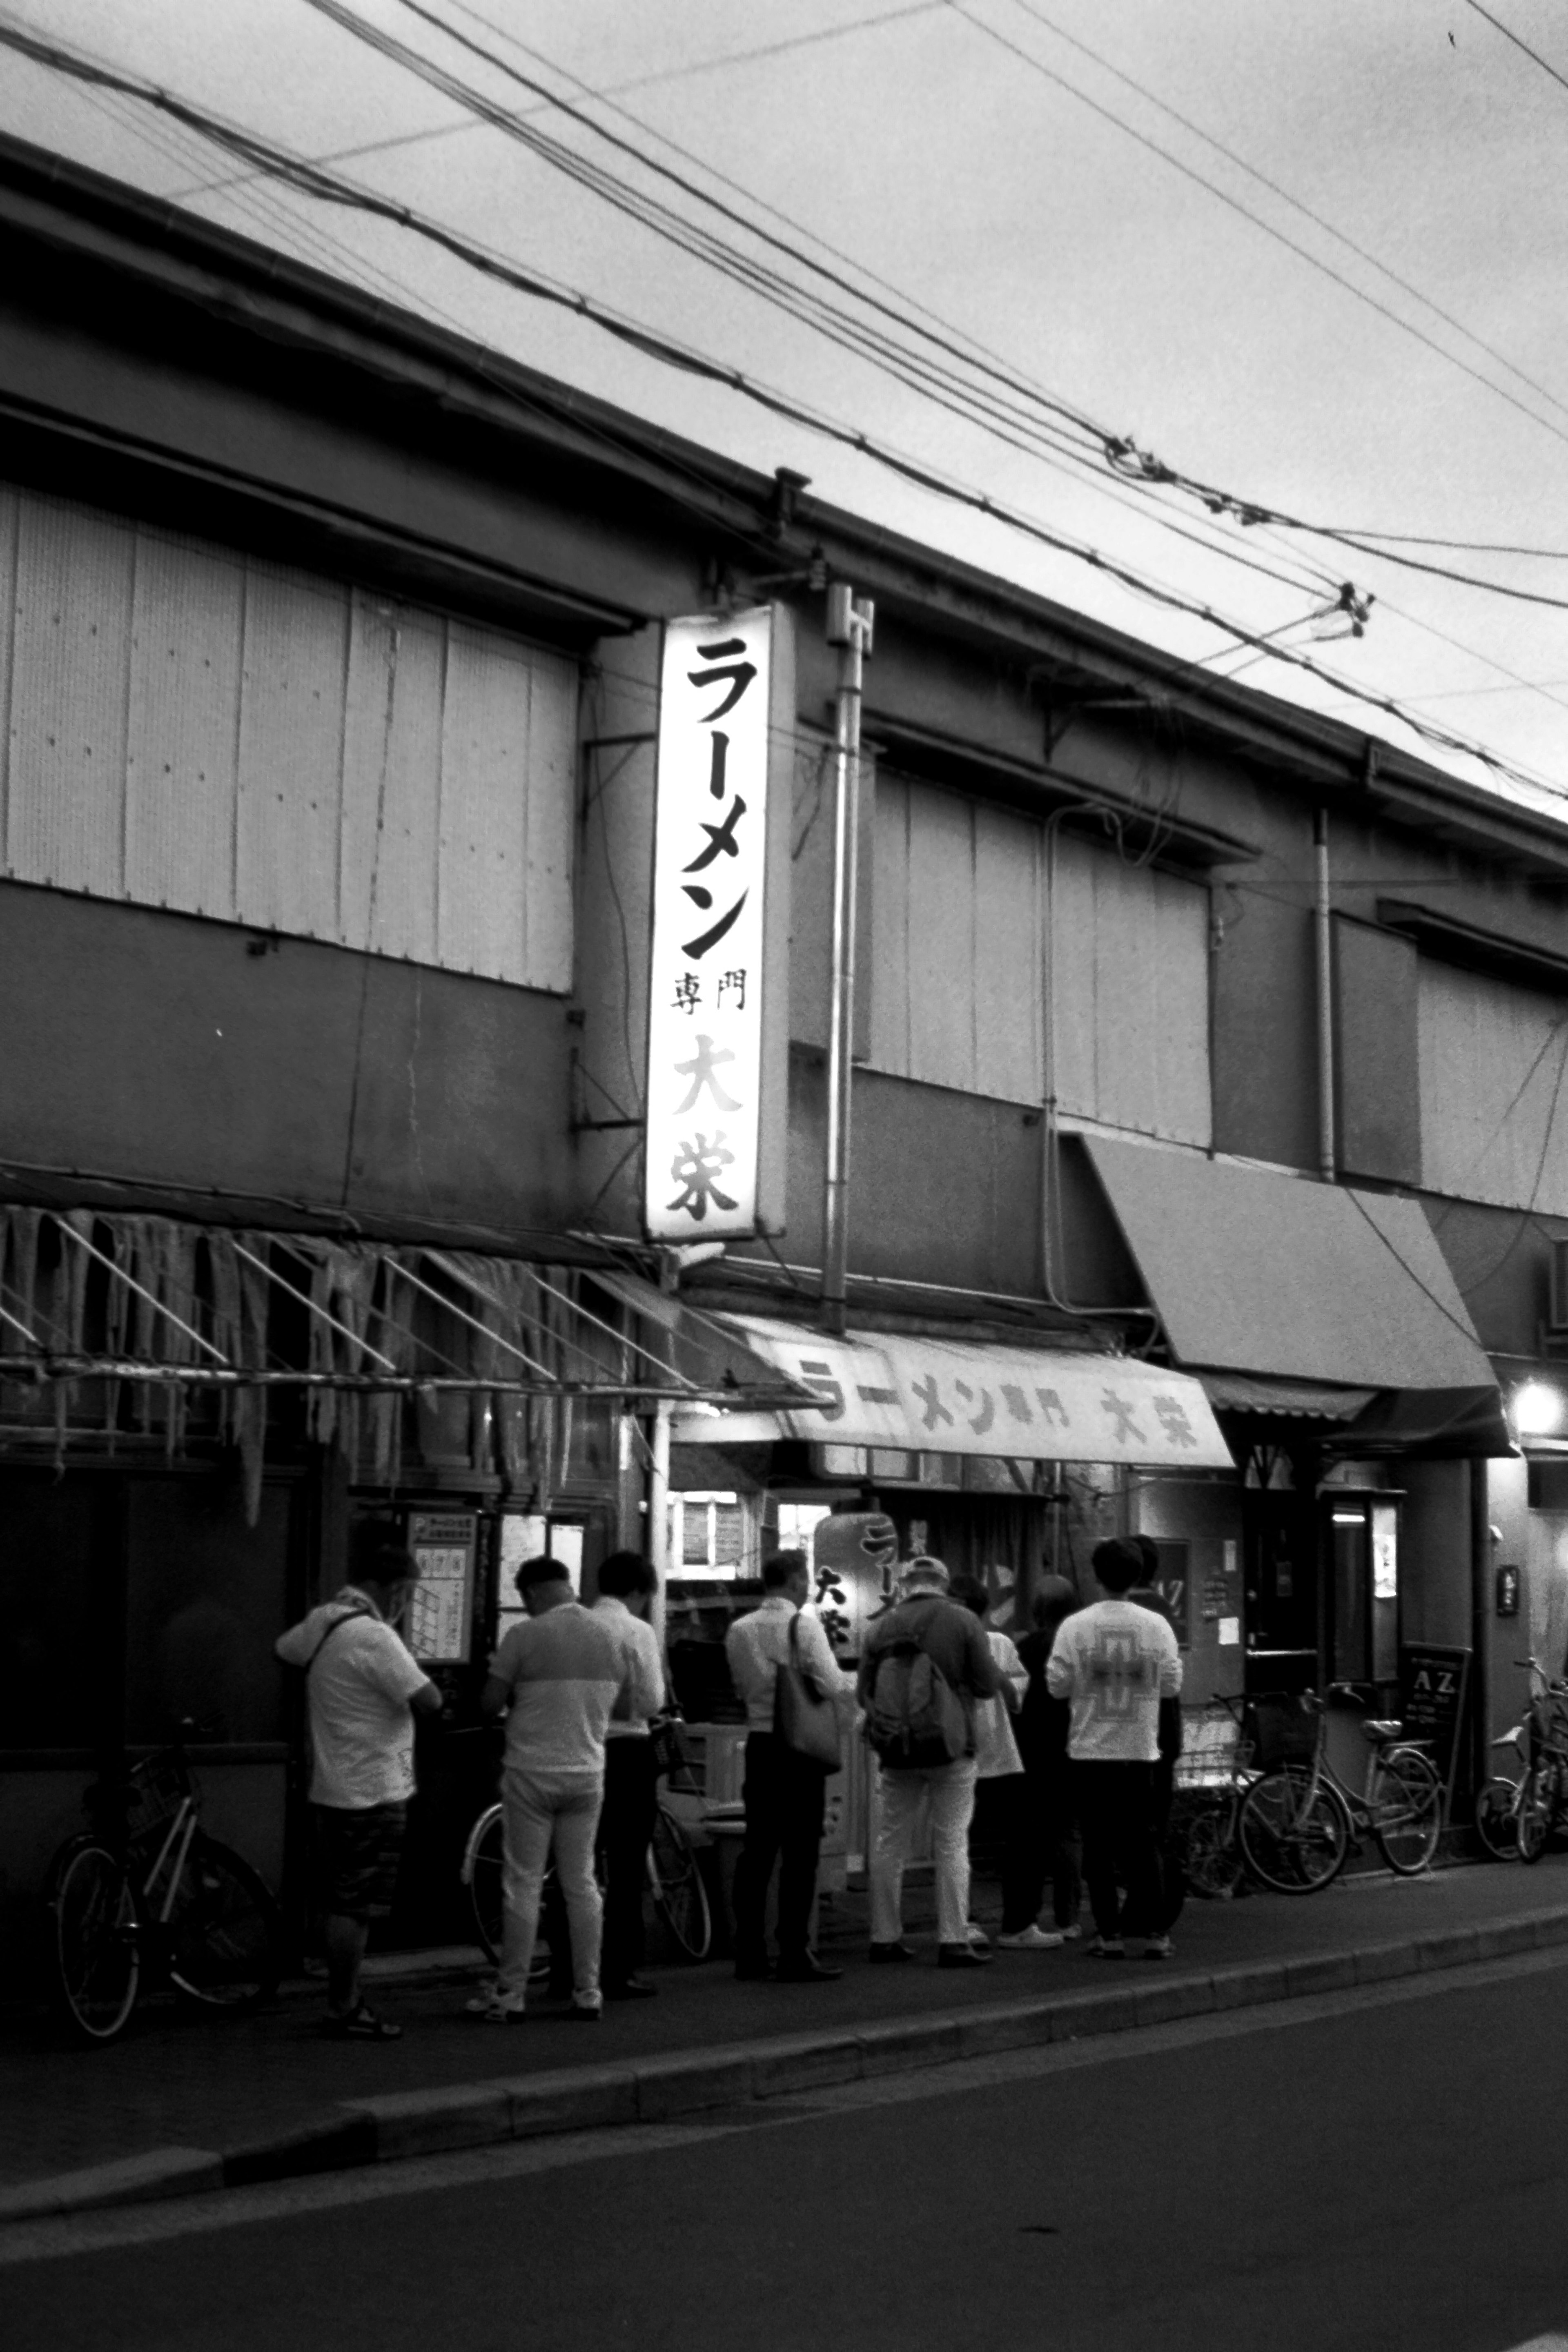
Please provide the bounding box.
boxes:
[5,1938,1568,2268]
[1501,2338,1568,2350]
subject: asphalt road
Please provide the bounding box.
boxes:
[9,1948,1568,2352]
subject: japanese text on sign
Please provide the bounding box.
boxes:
[406,1510,477,1665]
[646,609,777,1240]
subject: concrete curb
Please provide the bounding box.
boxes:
[6,1902,1568,2224]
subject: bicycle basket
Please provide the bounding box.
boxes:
[1250,1695,1318,1772]
[124,1752,190,1847]
[649,1717,704,1795]
[1174,1702,1247,1788]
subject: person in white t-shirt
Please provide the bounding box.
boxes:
[1046,1537,1182,1961]
[276,1543,441,2039]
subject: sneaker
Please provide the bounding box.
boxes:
[567,1993,604,2021]
[964,1921,991,1948]
[1085,1936,1126,1960]
[868,1941,914,1964]
[465,1989,527,2024]
[996,1925,1067,1951]
[937,1942,992,1969]
[1057,1923,1083,1942]
[1142,1935,1175,1961]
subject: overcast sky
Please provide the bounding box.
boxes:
[6,0,1568,813]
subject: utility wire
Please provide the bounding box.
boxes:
[1001,0,1568,435]
[353,0,1568,632]
[951,0,1568,458]
[5,17,1567,804]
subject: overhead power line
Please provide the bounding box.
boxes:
[4,17,1568,807]
[949,0,1568,459]
[999,0,1568,435]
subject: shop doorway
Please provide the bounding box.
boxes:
[1242,1456,1319,1695]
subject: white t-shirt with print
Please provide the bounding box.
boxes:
[276,1592,431,1809]
[1045,1597,1182,1764]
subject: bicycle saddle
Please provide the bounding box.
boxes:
[1359,1718,1404,1743]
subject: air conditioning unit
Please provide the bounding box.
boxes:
[1547,1237,1568,1344]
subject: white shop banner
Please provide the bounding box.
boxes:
[646,607,783,1241]
[673,1316,1236,1469]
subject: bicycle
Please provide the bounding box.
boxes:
[1237,1684,1444,1893]
[46,1721,283,2044]
[1166,1695,1256,1900]
[460,1719,713,1971]
[1475,1657,1568,1864]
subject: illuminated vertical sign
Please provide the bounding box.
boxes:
[645,606,791,1242]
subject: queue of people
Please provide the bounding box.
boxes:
[275,1530,1184,2036]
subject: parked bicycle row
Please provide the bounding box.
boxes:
[47,1532,1461,2044]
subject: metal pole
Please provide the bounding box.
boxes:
[822,582,874,1335]
[646,1248,679,1657]
[1314,806,1336,1183]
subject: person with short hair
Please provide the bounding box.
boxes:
[858,1557,1002,1969]
[724,1549,852,1982]
[1047,1536,1182,1960]
[592,1549,668,1999]
[949,1574,1064,1953]
[276,1541,442,2040]
[470,1556,649,2023]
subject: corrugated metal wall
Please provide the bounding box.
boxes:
[871,772,1211,1146]
[0,485,578,991]
[1418,958,1568,1214]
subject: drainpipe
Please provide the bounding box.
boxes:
[821,583,874,1337]
[646,1252,678,1655]
[1314,807,1335,1182]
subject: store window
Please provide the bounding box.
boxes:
[493,1514,584,1648]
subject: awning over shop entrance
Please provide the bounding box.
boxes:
[1082,1136,1512,1456]
[670,1313,1235,1469]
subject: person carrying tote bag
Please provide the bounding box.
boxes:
[724,1550,852,1982]
[775,1614,844,1770]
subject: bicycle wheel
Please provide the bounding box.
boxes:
[167,1838,282,2010]
[1371,1751,1443,1875]
[1474,1776,1521,1861]
[52,1841,141,2043]
[1518,1762,1555,1862]
[463,1804,505,1964]
[1182,1795,1245,1899]
[1238,1768,1349,1894]
[648,1806,712,1961]
[461,1806,559,1984]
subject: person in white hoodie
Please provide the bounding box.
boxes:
[1046,1537,1181,1960]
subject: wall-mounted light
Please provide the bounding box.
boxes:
[1513,1380,1564,1437]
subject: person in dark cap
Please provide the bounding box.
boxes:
[1047,1537,1182,1960]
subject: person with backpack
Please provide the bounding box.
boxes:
[275,1541,443,2040]
[1046,1536,1182,1960]
[858,1555,1003,1969]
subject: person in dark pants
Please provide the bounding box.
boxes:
[723,1551,851,1982]
[1047,1537,1182,1959]
[1014,1577,1084,1939]
[592,1551,668,1999]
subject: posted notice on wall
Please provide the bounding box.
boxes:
[406,1510,477,1664]
[644,606,789,1243]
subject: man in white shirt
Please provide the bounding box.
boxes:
[471,1556,653,2023]
[276,1541,441,2040]
[724,1550,852,1983]
[592,1550,669,1999]
[1046,1536,1183,1960]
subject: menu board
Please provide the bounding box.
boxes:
[406,1510,477,1664]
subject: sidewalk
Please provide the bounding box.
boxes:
[5,1853,1568,2218]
